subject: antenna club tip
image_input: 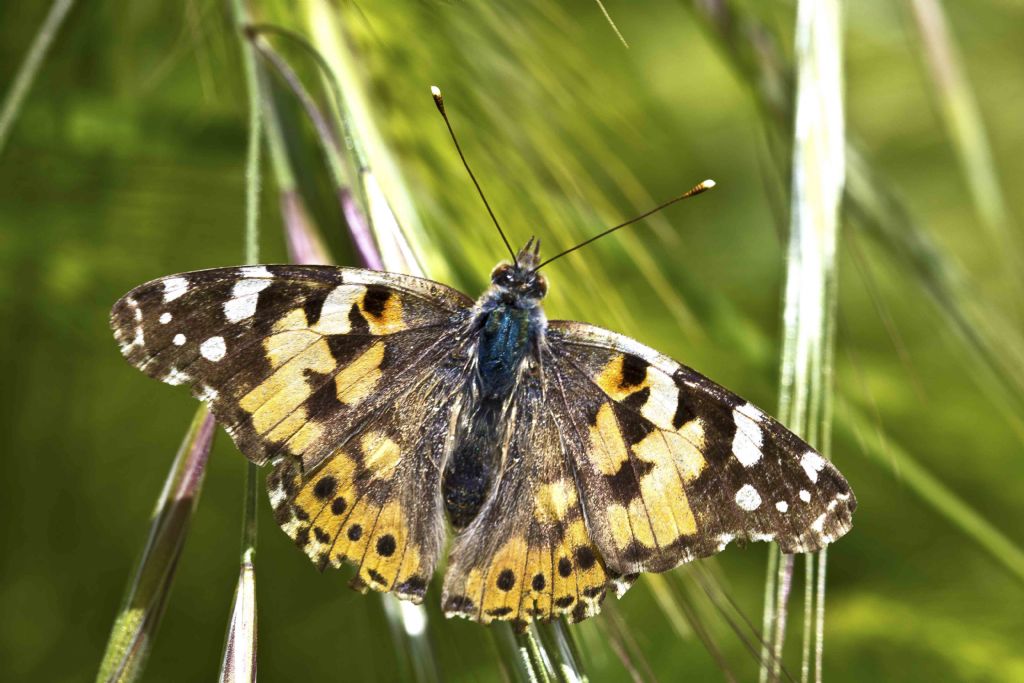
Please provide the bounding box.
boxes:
[701,178,716,189]
[430,85,445,113]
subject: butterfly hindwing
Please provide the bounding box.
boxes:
[441,371,614,627]
[545,322,856,576]
[267,331,474,601]
[112,265,476,600]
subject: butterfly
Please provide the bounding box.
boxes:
[109,88,855,630]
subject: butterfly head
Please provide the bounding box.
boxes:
[489,238,548,301]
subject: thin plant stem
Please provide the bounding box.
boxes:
[0,0,75,155]
[799,554,814,683]
[770,555,795,682]
[219,0,263,680]
[758,544,779,683]
[813,549,828,682]
[591,0,629,48]
[514,626,555,683]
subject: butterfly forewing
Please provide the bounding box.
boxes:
[545,321,855,576]
[111,264,475,600]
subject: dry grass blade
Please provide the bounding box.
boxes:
[218,559,258,683]
[762,0,845,681]
[96,407,216,683]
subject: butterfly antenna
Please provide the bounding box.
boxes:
[532,179,716,271]
[431,85,517,265]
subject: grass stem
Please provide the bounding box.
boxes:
[0,0,75,156]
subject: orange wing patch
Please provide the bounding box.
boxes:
[268,432,434,603]
[443,508,611,627]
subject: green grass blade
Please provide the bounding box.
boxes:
[906,0,1016,248]
[218,2,264,678]
[96,408,216,683]
[0,0,75,156]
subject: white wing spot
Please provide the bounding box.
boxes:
[800,451,826,483]
[224,295,258,323]
[775,501,789,513]
[732,404,764,467]
[162,277,189,302]
[239,266,273,279]
[736,402,764,422]
[159,312,172,324]
[810,514,826,534]
[233,278,272,297]
[734,484,762,511]
[200,336,226,362]
[196,385,219,402]
[799,489,812,503]
[315,284,366,334]
[173,333,186,346]
[164,367,191,385]
[224,278,272,323]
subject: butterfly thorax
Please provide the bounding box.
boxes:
[442,251,549,528]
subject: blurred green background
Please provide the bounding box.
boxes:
[1,0,1022,681]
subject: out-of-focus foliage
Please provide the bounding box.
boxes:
[0,0,1022,681]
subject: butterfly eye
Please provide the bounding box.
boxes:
[491,264,515,286]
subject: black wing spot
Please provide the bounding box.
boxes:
[614,403,656,446]
[554,595,575,608]
[362,286,392,317]
[575,546,597,570]
[313,476,337,500]
[376,534,397,557]
[604,460,653,506]
[614,356,647,387]
[444,595,476,613]
[347,524,363,541]
[531,574,546,591]
[622,386,650,412]
[331,497,347,515]
[672,386,697,429]
[396,576,428,598]
[619,355,649,388]
[302,290,328,326]
[496,569,516,591]
[571,602,588,622]
[347,303,369,334]
[557,557,573,577]
[313,527,331,544]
